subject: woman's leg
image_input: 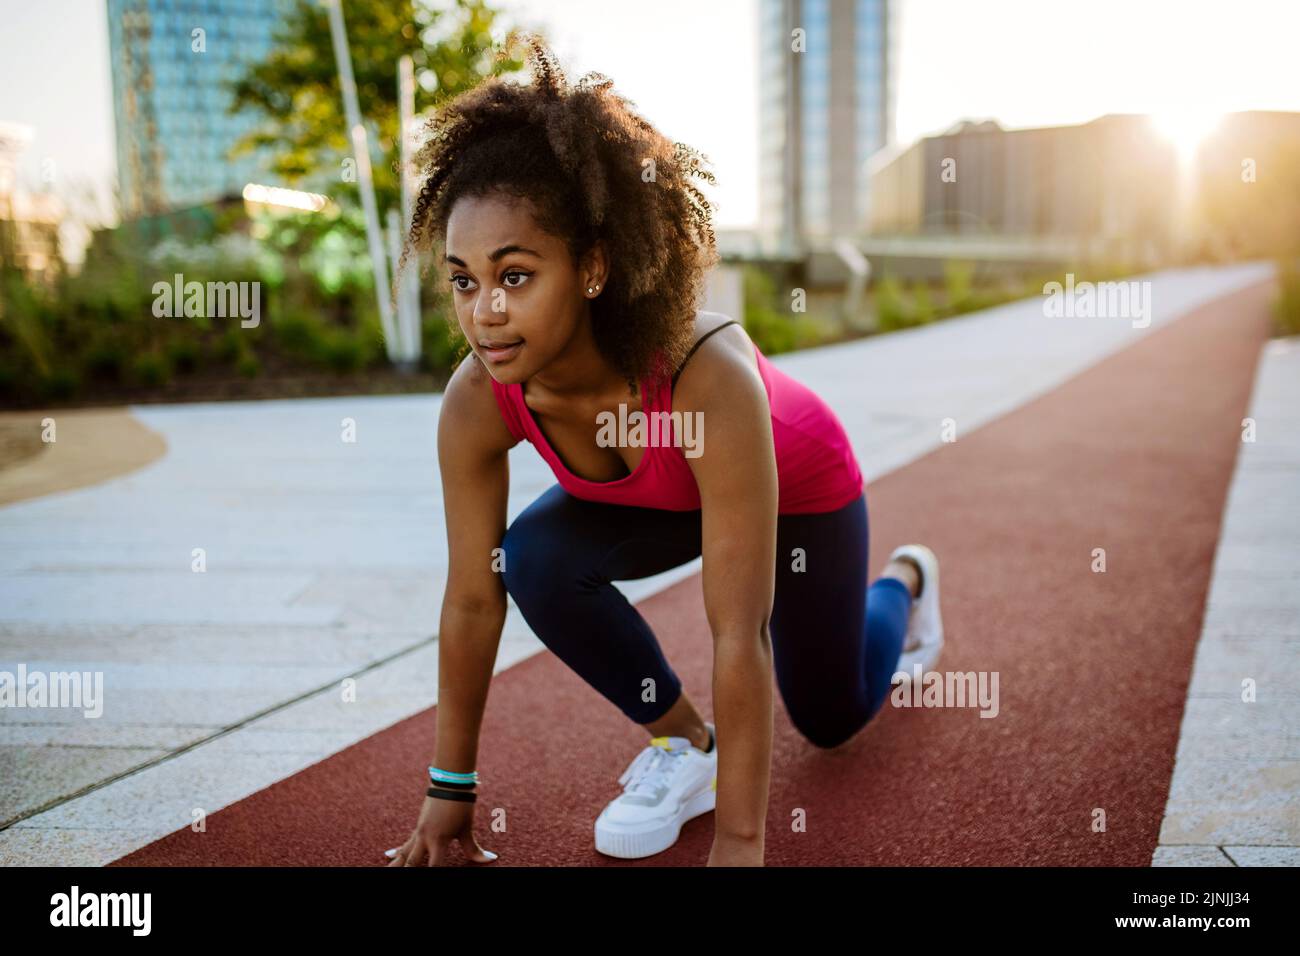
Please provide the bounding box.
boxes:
[768,490,914,749]
[499,483,705,728]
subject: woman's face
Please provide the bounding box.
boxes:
[444,191,600,385]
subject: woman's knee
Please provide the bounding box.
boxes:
[783,691,881,750]
[790,714,858,750]
[499,521,545,597]
[498,516,589,606]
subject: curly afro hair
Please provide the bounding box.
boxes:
[400,31,721,395]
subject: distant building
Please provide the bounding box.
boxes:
[1188,111,1300,261]
[83,195,250,268]
[107,0,293,219]
[0,122,63,283]
[868,115,1186,263]
[758,0,897,259]
[867,110,1300,266]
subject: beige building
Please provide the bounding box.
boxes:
[868,110,1300,265]
[1187,111,1300,261]
[868,114,1182,262]
[0,122,64,284]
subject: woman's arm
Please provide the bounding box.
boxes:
[678,326,779,864]
[431,356,517,776]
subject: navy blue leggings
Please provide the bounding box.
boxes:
[499,483,912,749]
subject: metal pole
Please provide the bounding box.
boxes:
[398,54,421,365]
[325,0,400,363]
[385,207,414,366]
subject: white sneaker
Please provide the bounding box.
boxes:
[889,544,944,675]
[594,721,717,859]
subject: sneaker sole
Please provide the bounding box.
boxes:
[891,544,944,672]
[594,783,717,859]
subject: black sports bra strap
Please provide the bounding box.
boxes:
[671,319,741,387]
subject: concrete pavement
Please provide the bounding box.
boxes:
[1151,334,1300,866]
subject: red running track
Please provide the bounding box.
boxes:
[111,279,1275,866]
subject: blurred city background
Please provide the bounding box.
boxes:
[1,0,1298,415]
[2,0,1298,869]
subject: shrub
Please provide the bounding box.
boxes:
[130,352,172,388]
[874,275,909,332]
[421,311,459,371]
[236,352,262,378]
[272,310,329,360]
[0,274,53,377]
[323,330,366,373]
[82,338,129,381]
[40,368,81,400]
[741,265,800,354]
[1273,258,1300,336]
[911,282,936,324]
[165,338,200,373]
[214,327,244,364]
[942,260,975,314]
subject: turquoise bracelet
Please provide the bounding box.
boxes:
[429,766,479,786]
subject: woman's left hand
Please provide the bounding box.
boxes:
[707,834,765,866]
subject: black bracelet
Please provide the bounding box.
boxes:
[427,786,477,803]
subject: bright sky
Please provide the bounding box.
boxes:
[0,0,1297,232]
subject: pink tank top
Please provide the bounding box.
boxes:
[488,331,864,515]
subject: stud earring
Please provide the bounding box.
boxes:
[587,283,600,295]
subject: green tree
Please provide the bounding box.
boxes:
[228,0,526,230]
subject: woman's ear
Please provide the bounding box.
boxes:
[580,240,609,293]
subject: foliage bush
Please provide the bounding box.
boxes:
[82,336,128,382]
[910,282,935,324]
[874,275,909,332]
[130,352,172,388]
[1274,258,1300,336]
[870,262,1152,336]
[736,265,830,355]
[40,368,81,401]
[0,225,460,406]
[235,352,262,378]
[942,260,975,313]
[166,338,201,374]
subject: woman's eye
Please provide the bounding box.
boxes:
[449,272,527,292]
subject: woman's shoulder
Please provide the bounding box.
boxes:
[693,309,745,340]
[440,352,522,452]
[680,310,750,360]
[670,311,761,409]
[677,311,757,376]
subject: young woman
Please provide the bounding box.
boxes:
[386,34,943,868]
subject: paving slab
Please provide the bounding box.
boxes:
[1152,335,1300,866]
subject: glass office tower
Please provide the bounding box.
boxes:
[107,0,293,218]
[758,0,897,257]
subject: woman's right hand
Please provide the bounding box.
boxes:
[385,793,498,866]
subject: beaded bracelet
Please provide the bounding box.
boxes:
[429,766,479,786]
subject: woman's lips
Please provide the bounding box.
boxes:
[481,341,523,363]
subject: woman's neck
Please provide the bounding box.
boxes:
[529,322,636,403]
